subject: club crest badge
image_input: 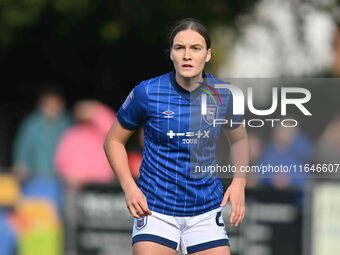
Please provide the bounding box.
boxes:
[136,216,148,230]
[202,105,218,125]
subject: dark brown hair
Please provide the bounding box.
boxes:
[168,18,211,50]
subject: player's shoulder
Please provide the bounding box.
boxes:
[205,72,232,97]
[132,72,171,97]
[139,72,171,87]
[205,72,231,85]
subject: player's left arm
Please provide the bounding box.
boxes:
[220,125,249,227]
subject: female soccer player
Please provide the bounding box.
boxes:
[104,18,249,255]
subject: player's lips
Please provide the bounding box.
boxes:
[182,64,194,69]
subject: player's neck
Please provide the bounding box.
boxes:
[175,73,203,92]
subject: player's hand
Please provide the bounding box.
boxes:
[220,179,245,227]
[124,184,152,218]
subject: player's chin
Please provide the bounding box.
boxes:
[178,70,200,79]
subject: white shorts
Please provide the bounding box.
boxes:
[132,207,229,254]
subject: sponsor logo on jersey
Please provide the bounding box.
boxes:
[163,110,175,118]
[167,130,210,139]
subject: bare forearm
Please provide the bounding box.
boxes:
[104,139,136,192]
[230,137,249,187]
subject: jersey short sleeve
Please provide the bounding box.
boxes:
[117,82,148,130]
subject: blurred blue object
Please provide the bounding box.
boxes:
[21,178,64,217]
[0,211,17,255]
[258,128,312,187]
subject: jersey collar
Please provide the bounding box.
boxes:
[169,71,208,101]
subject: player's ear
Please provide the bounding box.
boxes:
[170,51,173,61]
[205,48,211,63]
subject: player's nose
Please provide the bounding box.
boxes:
[183,48,191,60]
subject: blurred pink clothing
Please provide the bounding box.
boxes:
[127,151,142,178]
[55,102,115,185]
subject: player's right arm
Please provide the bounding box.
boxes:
[104,82,150,219]
[104,120,151,218]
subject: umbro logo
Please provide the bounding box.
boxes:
[163,110,175,118]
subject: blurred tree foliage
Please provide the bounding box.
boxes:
[0,0,259,48]
[0,0,46,46]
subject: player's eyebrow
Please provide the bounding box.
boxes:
[190,44,203,48]
[173,43,183,47]
[173,43,204,47]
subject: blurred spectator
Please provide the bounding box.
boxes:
[246,131,264,187]
[11,85,72,181]
[258,125,312,189]
[54,100,116,254]
[127,127,144,179]
[54,100,116,189]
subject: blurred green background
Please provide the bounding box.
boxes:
[1,1,340,255]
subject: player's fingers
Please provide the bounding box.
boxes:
[234,204,245,227]
[240,205,246,221]
[239,205,246,225]
[128,205,141,218]
[138,196,152,215]
[230,202,240,226]
[229,206,236,226]
[220,191,230,207]
[132,202,145,217]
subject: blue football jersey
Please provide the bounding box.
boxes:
[117,71,242,216]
